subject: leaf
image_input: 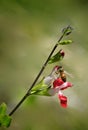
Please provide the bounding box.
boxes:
[31,79,44,92]
[31,80,51,96]
[31,87,51,96]
[0,103,12,127]
[59,40,72,45]
[31,80,49,94]
[1,115,12,127]
[48,49,65,64]
[62,26,73,36]
[0,103,6,115]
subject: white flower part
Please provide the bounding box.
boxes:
[48,88,57,96]
[58,90,63,96]
[48,86,62,96]
[59,82,68,90]
[43,76,53,86]
[54,87,60,93]
[44,73,58,86]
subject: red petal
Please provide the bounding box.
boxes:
[53,78,64,88]
[58,95,67,108]
[61,82,73,90]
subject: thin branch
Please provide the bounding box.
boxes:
[9,25,70,116]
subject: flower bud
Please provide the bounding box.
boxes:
[60,49,65,57]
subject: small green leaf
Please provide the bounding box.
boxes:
[31,78,48,92]
[1,115,12,127]
[31,79,44,92]
[59,40,72,45]
[31,80,51,96]
[62,26,73,36]
[0,103,6,115]
[48,49,64,64]
[0,103,12,127]
[31,87,51,96]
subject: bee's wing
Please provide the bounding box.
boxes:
[64,71,74,78]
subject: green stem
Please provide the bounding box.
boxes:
[9,25,70,116]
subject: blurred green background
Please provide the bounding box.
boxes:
[0,0,88,130]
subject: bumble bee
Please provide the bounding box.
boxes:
[59,66,66,82]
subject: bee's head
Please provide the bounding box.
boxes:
[53,66,62,74]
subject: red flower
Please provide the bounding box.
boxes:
[52,78,73,108]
